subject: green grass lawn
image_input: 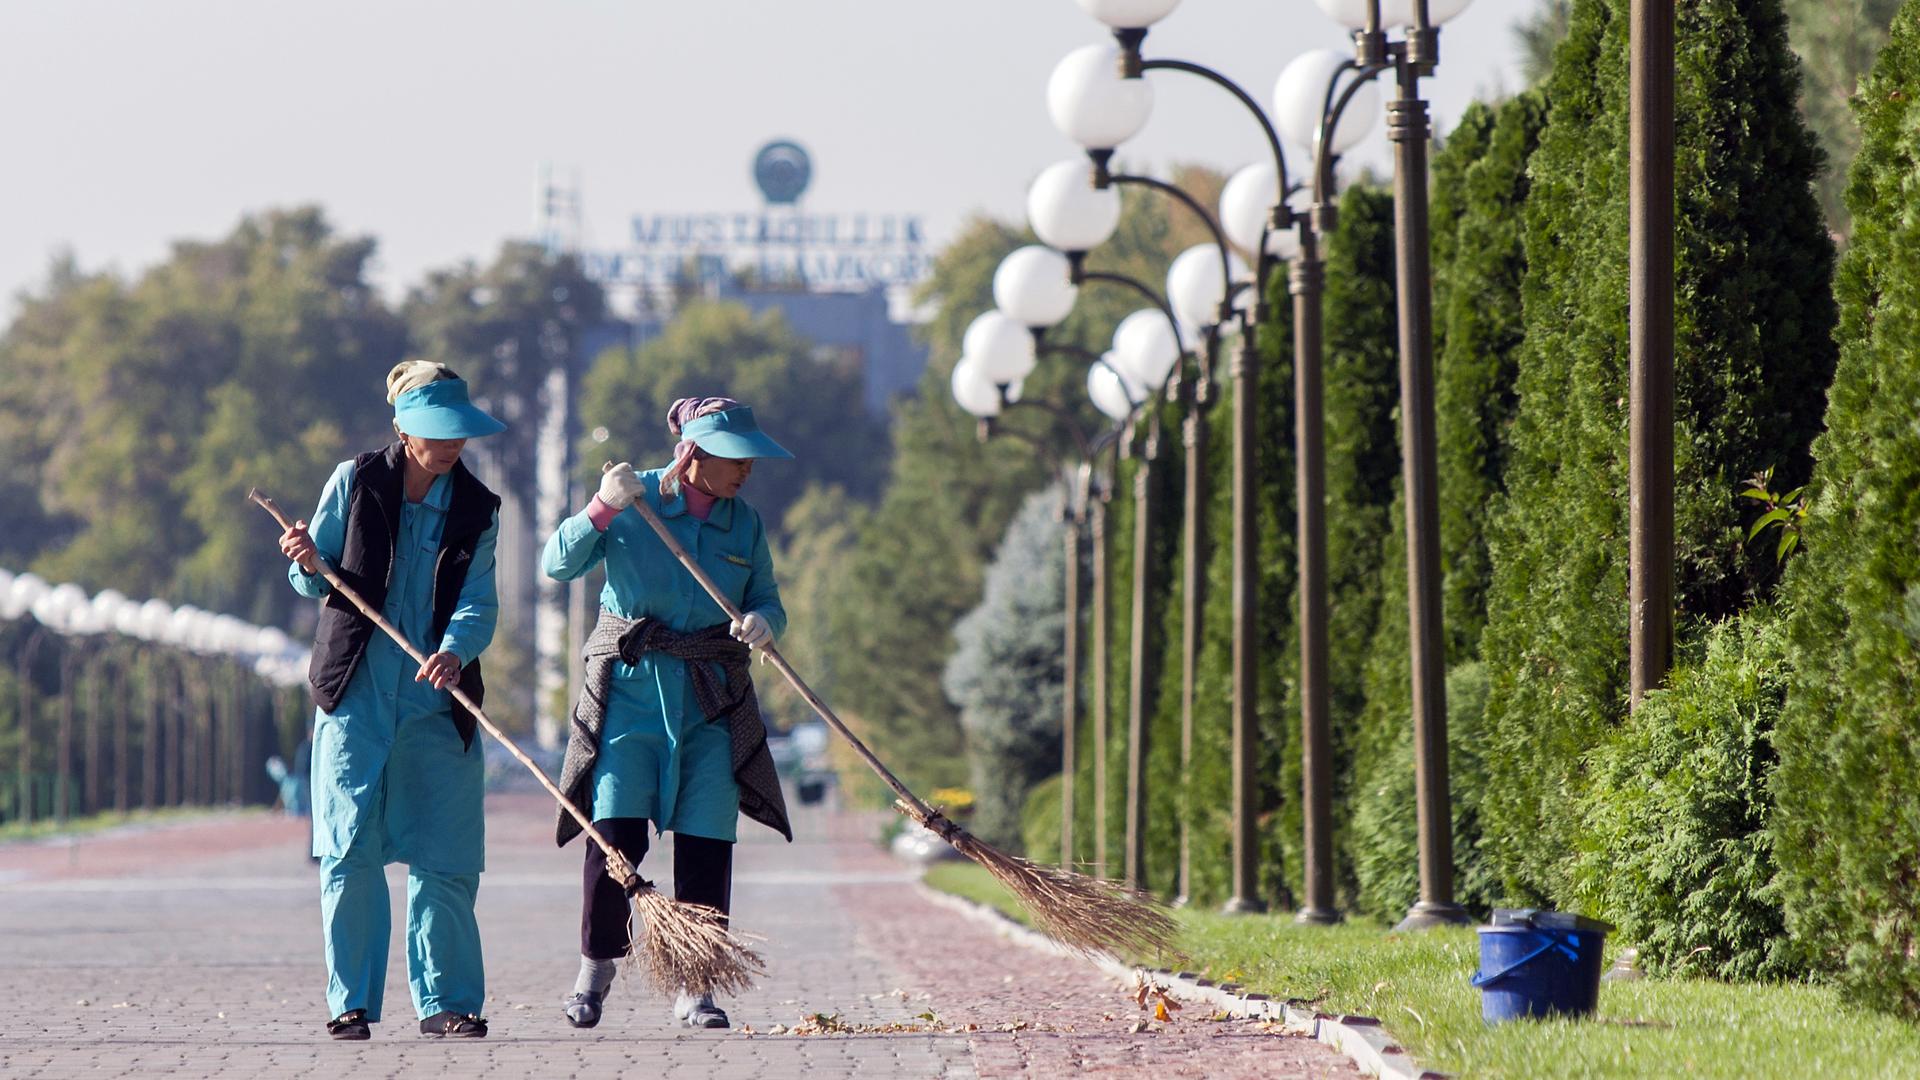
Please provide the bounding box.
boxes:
[0,805,252,844]
[923,861,1920,1079]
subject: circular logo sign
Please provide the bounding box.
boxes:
[753,140,812,205]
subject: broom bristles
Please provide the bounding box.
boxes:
[621,883,767,998]
[902,802,1181,960]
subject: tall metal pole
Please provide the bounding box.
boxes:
[1090,476,1112,880]
[56,650,76,825]
[1124,418,1161,890]
[84,652,104,815]
[1177,371,1210,905]
[1388,33,1470,931]
[1629,0,1675,709]
[1292,225,1341,924]
[114,655,130,813]
[142,653,159,810]
[16,631,43,824]
[1223,332,1266,914]
[1061,492,1082,867]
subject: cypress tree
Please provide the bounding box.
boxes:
[1775,0,1920,1016]
[1480,0,1835,901]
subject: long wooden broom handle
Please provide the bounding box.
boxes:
[621,488,936,822]
[246,488,641,883]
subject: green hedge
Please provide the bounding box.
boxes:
[1436,90,1548,661]
[1775,0,1920,1018]
[1479,0,1835,902]
[1348,660,1497,921]
[1570,609,1798,981]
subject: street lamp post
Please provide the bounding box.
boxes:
[1264,44,1388,925]
[1628,0,1675,708]
[1311,0,1474,931]
[15,627,48,824]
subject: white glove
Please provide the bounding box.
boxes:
[597,461,645,510]
[730,611,772,650]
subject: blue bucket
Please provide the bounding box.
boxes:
[1470,909,1612,1023]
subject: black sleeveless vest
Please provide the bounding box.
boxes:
[306,442,501,750]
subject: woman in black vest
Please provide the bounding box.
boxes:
[278,361,504,1040]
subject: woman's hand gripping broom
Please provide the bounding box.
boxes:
[612,464,1179,961]
[247,488,763,997]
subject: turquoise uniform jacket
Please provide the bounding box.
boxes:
[291,460,500,874]
[541,468,785,840]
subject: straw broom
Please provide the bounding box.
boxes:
[614,466,1179,961]
[247,488,763,998]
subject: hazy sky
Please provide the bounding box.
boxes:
[0,0,1540,318]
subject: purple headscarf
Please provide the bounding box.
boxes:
[660,396,742,497]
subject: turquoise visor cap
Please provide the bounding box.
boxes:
[393,379,507,440]
[680,407,793,460]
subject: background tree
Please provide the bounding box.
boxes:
[1775,0,1920,1016]
[1479,0,1836,902]
[1784,0,1902,235]
[405,242,606,509]
[942,486,1068,849]
[1515,0,1573,86]
[576,300,888,535]
[0,207,404,628]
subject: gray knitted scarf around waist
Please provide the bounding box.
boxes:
[554,609,791,847]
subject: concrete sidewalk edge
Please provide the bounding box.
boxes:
[915,882,1447,1080]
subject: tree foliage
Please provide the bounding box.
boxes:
[1783,0,1902,235]
[405,242,605,504]
[943,487,1068,849]
[1480,0,1836,901]
[1775,0,1920,1016]
[1515,0,1574,87]
[0,208,405,627]
[576,300,889,534]
[1571,609,1798,982]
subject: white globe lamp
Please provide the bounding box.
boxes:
[993,246,1079,329]
[1048,43,1154,150]
[962,310,1038,385]
[951,358,1004,419]
[1166,244,1249,332]
[1111,309,1183,390]
[1074,0,1182,28]
[1029,159,1122,253]
[1274,50,1379,156]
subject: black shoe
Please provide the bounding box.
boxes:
[563,990,606,1029]
[326,1009,370,1040]
[419,1011,488,1038]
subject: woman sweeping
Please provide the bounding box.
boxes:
[278,361,505,1040]
[546,396,794,1031]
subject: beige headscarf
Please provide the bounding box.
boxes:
[386,360,455,404]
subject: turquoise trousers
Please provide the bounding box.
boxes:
[319,786,484,1022]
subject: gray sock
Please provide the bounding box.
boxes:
[574,956,617,996]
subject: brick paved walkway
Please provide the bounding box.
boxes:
[0,793,1354,1079]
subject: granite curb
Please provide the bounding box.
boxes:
[916,882,1447,1080]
